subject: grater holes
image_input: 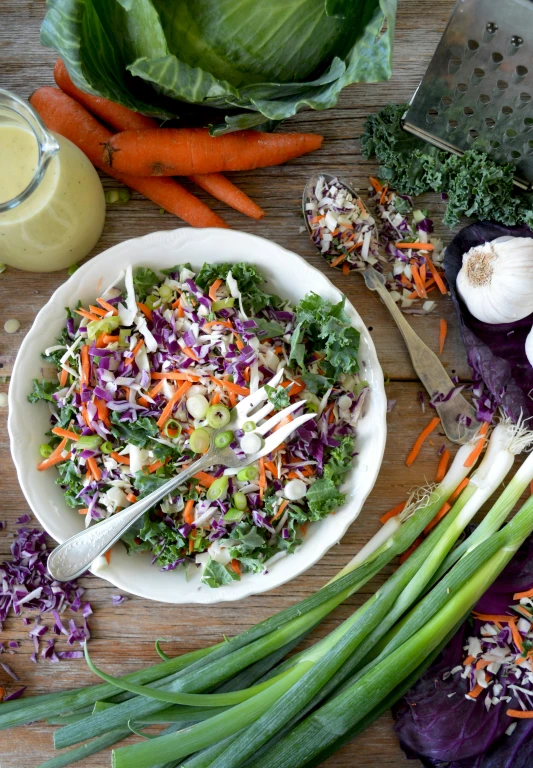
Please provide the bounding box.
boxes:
[503,128,518,144]
[508,150,521,161]
[478,94,491,106]
[468,128,479,140]
[441,95,453,108]
[524,139,533,155]
[449,56,462,74]
[485,117,496,129]
[456,82,468,98]
[522,117,533,133]
[472,67,485,82]
[489,139,500,149]
[500,106,513,120]
[463,106,475,117]
[426,107,439,124]
[447,118,459,131]
[465,39,479,58]
[511,36,524,48]
[517,92,532,109]
[485,22,498,35]
[490,52,504,71]
[514,65,528,84]
[494,80,509,97]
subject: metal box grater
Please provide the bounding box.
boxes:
[403,0,533,190]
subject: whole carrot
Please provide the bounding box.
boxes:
[102,128,324,177]
[29,88,228,229]
[53,59,159,131]
[54,61,264,220]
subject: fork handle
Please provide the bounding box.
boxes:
[47,453,212,582]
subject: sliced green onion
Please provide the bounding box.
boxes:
[207,404,231,429]
[144,294,158,310]
[158,284,173,302]
[212,298,235,312]
[76,435,102,450]
[67,263,79,276]
[190,428,211,453]
[214,430,233,449]
[223,508,245,523]
[207,476,229,502]
[119,329,130,346]
[100,441,114,454]
[237,465,259,482]
[105,188,130,204]
[187,394,210,420]
[163,419,182,439]
[242,420,256,433]
[86,315,121,341]
[39,443,53,458]
[233,492,248,511]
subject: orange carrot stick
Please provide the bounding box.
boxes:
[259,458,266,502]
[506,709,533,719]
[147,459,165,474]
[272,499,289,522]
[208,279,223,302]
[80,344,90,385]
[439,318,448,356]
[471,613,516,622]
[406,417,441,467]
[467,683,485,699]
[37,437,70,471]
[157,381,192,428]
[189,173,265,220]
[424,502,451,534]
[136,302,153,322]
[29,88,229,229]
[96,297,119,315]
[410,263,427,299]
[369,176,383,193]
[87,457,101,482]
[111,452,130,465]
[513,586,533,600]
[52,427,79,441]
[435,449,450,483]
[75,308,101,323]
[183,499,195,524]
[425,254,448,294]
[395,242,435,250]
[464,423,489,468]
[102,128,324,177]
[89,305,107,317]
[449,478,469,502]
[210,376,250,397]
[59,368,69,387]
[379,501,406,525]
[193,471,217,488]
[330,253,347,268]
[230,559,242,576]
[125,338,144,366]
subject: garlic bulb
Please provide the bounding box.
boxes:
[456,237,533,324]
[526,326,533,367]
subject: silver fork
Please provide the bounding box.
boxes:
[47,369,315,582]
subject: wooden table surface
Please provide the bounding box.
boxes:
[0,2,465,765]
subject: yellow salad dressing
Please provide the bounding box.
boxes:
[0,126,105,272]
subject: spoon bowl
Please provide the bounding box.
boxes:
[302,172,483,445]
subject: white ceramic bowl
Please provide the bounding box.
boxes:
[8,229,386,604]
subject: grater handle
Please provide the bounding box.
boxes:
[361,266,480,444]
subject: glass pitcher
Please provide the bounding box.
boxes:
[0,88,105,272]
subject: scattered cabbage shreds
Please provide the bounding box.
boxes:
[305,175,446,314]
[0,521,91,691]
[28,262,368,588]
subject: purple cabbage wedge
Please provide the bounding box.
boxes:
[444,222,533,422]
[393,532,533,768]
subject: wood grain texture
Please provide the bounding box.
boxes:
[0,1,464,766]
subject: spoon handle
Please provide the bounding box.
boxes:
[362,267,479,443]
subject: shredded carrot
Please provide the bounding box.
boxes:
[228,390,237,408]
[472,613,517,623]
[95,398,111,428]
[74,308,101,322]
[300,523,308,537]
[309,215,324,224]
[96,297,118,315]
[439,318,448,356]
[103,549,112,564]
[369,176,383,193]
[211,391,221,405]
[424,502,451,534]
[101,334,120,345]
[111,452,130,465]
[400,274,413,289]
[342,262,350,276]
[151,372,200,381]
[78,508,89,515]
[148,380,166,399]
[259,458,266,502]
[208,278,223,302]
[52,427,79,441]
[157,381,192,428]
[87,456,101,482]
[379,185,388,205]
[410,263,427,298]
[183,499,195,524]
[406,417,441,467]
[379,501,406,525]
[202,320,234,331]
[80,344,90,385]
[89,304,107,317]
[234,334,245,351]
[449,477,470,502]
[507,709,533,719]
[356,198,367,215]
[127,493,137,504]
[513,586,533,600]
[464,422,489,468]
[467,683,485,699]
[435,449,450,483]
[136,302,153,321]
[287,471,304,479]
[147,459,165,474]
[463,655,475,666]
[210,376,250,397]
[395,242,435,251]
[230,559,241,575]
[330,252,347,268]
[419,262,427,283]
[125,338,144,366]
[182,346,200,362]
[424,254,447,294]
[510,620,524,652]
[60,368,68,387]
[193,471,216,488]
[264,460,278,479]
[272,499,289,522]
[37,437,70,471]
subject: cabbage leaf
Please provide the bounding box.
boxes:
[41,0,397,133]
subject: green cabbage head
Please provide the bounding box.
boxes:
[41,0,397,134]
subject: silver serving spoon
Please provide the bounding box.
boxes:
[303,173,481,445]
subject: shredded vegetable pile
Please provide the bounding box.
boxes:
[305,175,446,314]
[29,262,367,588]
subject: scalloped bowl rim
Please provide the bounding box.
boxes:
[8,228,386,604]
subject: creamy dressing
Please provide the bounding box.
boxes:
[0,126,105,272]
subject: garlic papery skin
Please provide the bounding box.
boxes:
[456,237,533,324]
[526,326,533,367]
